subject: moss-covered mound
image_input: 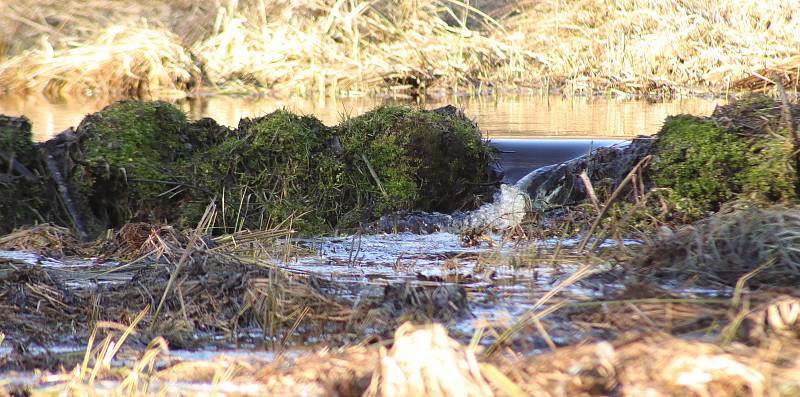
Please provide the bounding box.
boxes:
[183,106,496,233]
[73,100,189,227]
[0,115,36,161]
[337,105,494,216]
[182,110,345,233]
[0,116,46,233]
[650,95,797,218]
[40,102,494,236]
[0,102,496,237]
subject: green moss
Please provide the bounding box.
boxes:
[0,116,45,233]
[337,105,494,216]
[183,106,496,234]
[0,115,37,163]
[4,102,495,236]
[184,110,344,233]
[650,115,747,216]
[74,100,188,226]
[739,134,796,203]
[650,98,797,218]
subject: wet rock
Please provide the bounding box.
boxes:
[522,137,654,211]
[371,211,456,234]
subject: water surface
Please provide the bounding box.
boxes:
[0,95,722,142]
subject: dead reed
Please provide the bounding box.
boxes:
[5,0,795,98]
[505,0,800,95]
[0,224,80,257]
[633,205,800,286]
[0,26,198,98]
[492,332,800,397]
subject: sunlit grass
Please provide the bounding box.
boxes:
[1,0,797,98]
[506,0,800,94]
[0,26,198,98]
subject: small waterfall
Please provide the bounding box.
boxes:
[451,184,529,231]
[374,158,560,234]
[374,139,631,234]
[375,183,531,234]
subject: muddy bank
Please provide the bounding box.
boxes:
[0,102,497,237]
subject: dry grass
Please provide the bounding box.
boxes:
[3,0,797,98]
[13,319,800,396]
[0,0,522,99]
[0,26,198,98]
[493,332,800,397]
[0,224,80,257]
[633,205,800,286]
[506,0,800,94]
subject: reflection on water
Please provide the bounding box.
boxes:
[0,94,722,142]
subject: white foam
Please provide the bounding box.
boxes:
[456,184,528,231]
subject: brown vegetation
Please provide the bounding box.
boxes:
[1,0,799,99]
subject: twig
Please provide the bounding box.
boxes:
[151,202,216,326]
[42,150,89,241]
[578,170,600,211]
[0,150,39,183]
[775,76,800,186]
[577,155,652,252]
[361,154,388,198]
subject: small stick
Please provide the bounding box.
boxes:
[776,76,800,163]
[577,155,652,252]
[578,170,600,211]
[361,154,388,198]
[43,151,89,241]
[0,150,38,183]
[151,203,215,325]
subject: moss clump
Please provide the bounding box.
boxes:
[0,116,45,233]
[184,110,345,233]
[0,115,37,162]
[74,100,188,226]
[650,95,797,218]
[184,106,496,234]
[8,102,494,236]
[337,106,494,217]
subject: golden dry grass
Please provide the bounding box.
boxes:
[1,0,798,98]
[0,26,198,98]
[506,0,800,94]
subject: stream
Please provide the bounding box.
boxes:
[0,94,724,390]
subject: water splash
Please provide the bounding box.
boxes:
[453,184,528,231]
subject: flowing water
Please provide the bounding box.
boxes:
[0,95,723,390]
